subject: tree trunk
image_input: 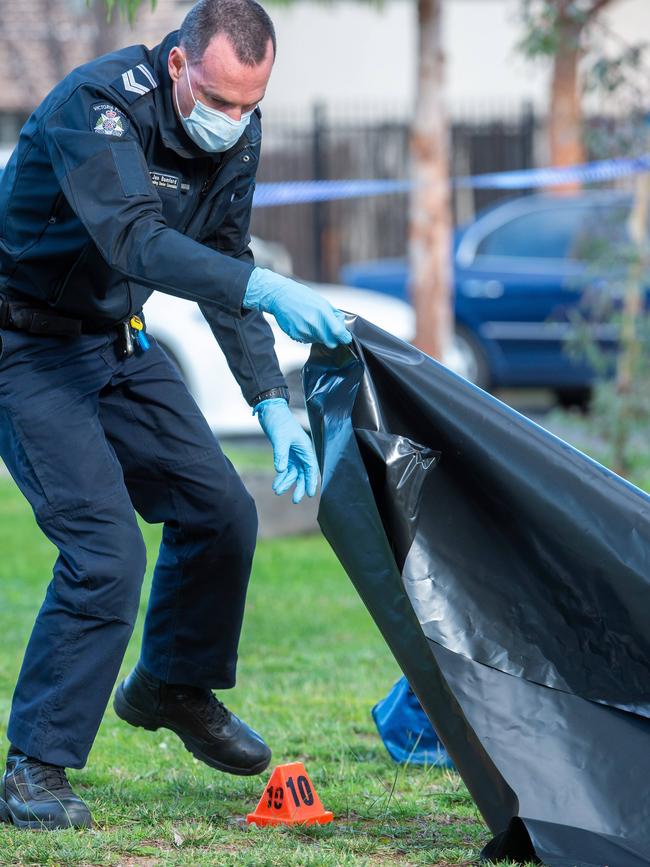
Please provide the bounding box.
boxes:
[549,17,584,175]
[409,0,452,362]
[611,171,650,475]
[92,0,124,59]
[42,0,68,85]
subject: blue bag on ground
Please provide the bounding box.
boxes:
[372,676,454,766]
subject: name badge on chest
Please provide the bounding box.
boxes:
[149,171,181,194]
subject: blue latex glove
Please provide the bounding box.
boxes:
[243,267,352,348]
[254,398,319,504]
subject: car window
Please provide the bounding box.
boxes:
[570,204,650,263]
[476,207,588,259]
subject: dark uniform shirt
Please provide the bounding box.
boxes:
[0,30,287,405]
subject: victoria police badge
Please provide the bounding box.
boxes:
[90,103,130,137]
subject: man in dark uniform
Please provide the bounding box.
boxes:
[0,0,350,829]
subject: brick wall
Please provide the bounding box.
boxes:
[0,0,188,114]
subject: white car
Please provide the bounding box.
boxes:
[144,278,416,435]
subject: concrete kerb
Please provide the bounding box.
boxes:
[0,462,320,539]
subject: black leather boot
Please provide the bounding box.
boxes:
[113,662,271,776]
[0,747,93,830]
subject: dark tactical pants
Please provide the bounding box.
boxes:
[0,327,258,768]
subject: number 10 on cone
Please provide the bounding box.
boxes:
[246,762,334,826]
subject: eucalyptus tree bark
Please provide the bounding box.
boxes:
[617,173,650,393]
[42,0,68,84]
[546,0,615,171]
[92,0,123,59]
[611,170,650,475]
[549,14,584,170]
[409,0,452,362]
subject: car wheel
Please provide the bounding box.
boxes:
[452,325,491,390]
[555,386,592,413]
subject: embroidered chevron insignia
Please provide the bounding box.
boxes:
[116,63,158,101]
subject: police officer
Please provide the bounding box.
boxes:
[0,0,351,830]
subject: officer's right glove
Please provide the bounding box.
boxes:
[243,267,352,348]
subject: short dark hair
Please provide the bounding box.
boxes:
[179,0,276,66]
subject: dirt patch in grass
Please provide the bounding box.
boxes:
[113,859,160,867]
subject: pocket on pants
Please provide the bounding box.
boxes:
[11,410,124,518]
[0,406,52,518]
[0,328,16,365]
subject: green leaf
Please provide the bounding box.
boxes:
[90,0,157,27]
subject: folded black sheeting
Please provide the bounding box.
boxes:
[303,315,650,866]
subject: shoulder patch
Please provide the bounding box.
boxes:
[90,103,130,137]
[112,63,158,104]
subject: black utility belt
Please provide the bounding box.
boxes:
[0,300,84,337]
[0,300,150,357]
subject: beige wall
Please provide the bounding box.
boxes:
[263,0,649,118]
[0,0,183,114]
[0,0,647,120]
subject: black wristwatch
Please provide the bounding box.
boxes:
[250,386,291,408]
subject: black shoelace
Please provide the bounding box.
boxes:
[172,686,231,728]
[23,761,73,797]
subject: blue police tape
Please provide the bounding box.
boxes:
[458,154,650,189]
[253,178,413,207]
[253,154,650,208]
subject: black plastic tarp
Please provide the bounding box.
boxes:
[303,314,650,866]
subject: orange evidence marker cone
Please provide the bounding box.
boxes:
[246,762,334,827]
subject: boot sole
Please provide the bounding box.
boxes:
[0,796,92,830]
[113,683,270,777]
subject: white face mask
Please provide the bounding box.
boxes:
[175,59,254,153]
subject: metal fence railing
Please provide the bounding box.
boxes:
[251,101,539,282]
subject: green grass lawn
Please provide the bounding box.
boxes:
[0,474,530,866]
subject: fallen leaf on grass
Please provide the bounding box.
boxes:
[227,816,249,831]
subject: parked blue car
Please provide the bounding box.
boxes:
[341,191,641,406]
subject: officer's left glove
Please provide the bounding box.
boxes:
[254,398,319,504]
